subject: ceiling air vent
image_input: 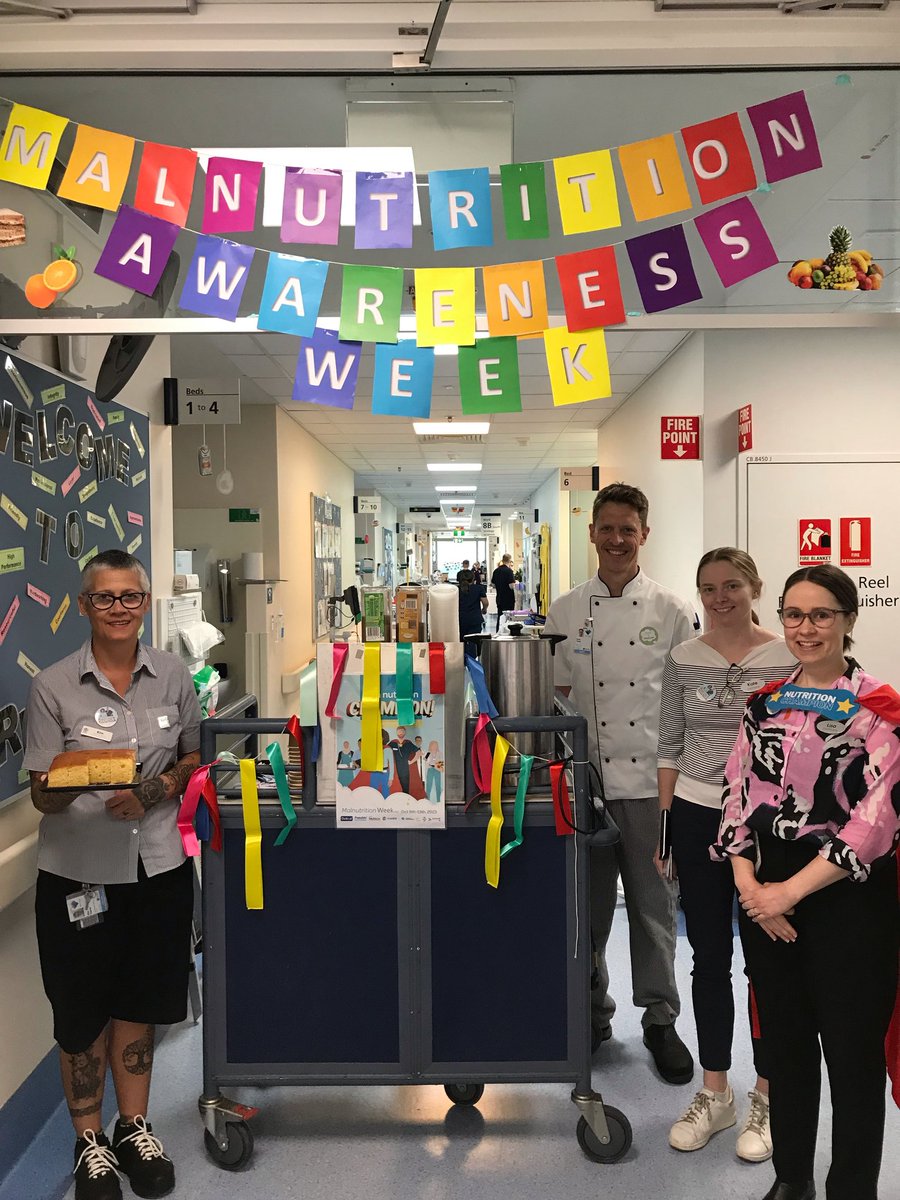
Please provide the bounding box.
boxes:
[416,433,486,445]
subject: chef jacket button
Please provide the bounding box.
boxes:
[598,681,604,687]
[604,758,611,764]
[597,641,603,647]
[631,757,636,763]
[600,721,607,727]
[629,640,635,646]
[632,600,638,606]
[629,681,635,687]
[629,721,635,727]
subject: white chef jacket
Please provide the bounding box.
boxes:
[545,570,697,800]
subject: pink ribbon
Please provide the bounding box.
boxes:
[325,642,350,718]
[469,713,493,808]
[178,762,220,856]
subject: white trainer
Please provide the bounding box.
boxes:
[736,1088,773,1162]
[668,1086,737,1152]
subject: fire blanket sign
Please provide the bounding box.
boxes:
[840,517,872,567]
[738,404,753,453]
[660,416,700,460]
[799,518,832,564]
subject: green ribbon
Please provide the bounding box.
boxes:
[500,754,533,859]
[266,741,297,846]
[395,643,416,726]
[298,660,318,726]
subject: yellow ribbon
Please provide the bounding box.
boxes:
[485,734,510,888]
[361,642,383,772]
[240,758,264,910]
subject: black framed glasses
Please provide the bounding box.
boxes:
[718,663,744,708]
[84,591,147,611]
[778,607,847,629]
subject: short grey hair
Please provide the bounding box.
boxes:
[81,549,150,594]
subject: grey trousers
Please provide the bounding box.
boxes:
[590,795,680,1030]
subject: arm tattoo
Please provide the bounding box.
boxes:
[69,1048,103,1101]
[122,1025,155,1076]
[134,753,201,813]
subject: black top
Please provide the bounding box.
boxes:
[458,581,487,635]
[491,564,516,612]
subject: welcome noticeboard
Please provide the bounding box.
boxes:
[0,347,152,806]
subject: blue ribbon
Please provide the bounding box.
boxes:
[465,656,499,718]
[765,683,859,719]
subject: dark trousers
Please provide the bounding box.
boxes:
[670,797,768,1076]
[740,835,898,1200]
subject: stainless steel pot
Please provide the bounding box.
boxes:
[466,624,566,759]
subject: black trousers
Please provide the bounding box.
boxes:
[739,835,898,1200]
[670,796,768,1076]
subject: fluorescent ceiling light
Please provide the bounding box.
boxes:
[435,485,477,492]
[427,463,483,472]
[414,422,489,436]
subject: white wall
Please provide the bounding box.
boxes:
[596,333,705,606]
[528,471,566,604]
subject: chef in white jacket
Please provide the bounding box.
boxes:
[545,482,697,1085]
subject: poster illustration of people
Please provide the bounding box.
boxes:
[318,643,446,829]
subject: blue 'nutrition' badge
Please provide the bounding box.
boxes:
[765,684,859,720]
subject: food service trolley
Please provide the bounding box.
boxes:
[196,700,631,1168]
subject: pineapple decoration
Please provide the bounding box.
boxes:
[823,225,856,289]
[787,224,884,292]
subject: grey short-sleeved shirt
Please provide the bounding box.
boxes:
[24,639,202,885]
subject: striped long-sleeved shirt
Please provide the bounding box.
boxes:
[657,637,795,808]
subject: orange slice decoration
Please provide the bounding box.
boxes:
[43,257,80,294]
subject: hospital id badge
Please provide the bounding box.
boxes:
[66,885,108,929]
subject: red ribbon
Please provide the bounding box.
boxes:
[325,642,350,718]
[428,642,445,694]
[201,774,222,852]
[179,763,222,856]
[469,712,493,806]
[550,761,574,837]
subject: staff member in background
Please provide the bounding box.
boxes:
[545,482,697,1084]
[715,565,900,1200]
[456,559,471,584]
[491,553,516,632]
[25,550,202,1200]
[457,568,488,655]
[657,548,795,1159]
[472,561,484,585]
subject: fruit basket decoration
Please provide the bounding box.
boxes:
[787,226,884,292]
[25,244,83,309]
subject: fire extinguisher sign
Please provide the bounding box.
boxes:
[840,517,872,567]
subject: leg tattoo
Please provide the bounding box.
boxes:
[68,1100,102,1119]
[69,1049,103,1101]
[122,1026,155,1076]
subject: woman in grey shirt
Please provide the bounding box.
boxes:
[25,549,202,1200]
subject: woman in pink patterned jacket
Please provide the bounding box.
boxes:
[714,564,900,1200]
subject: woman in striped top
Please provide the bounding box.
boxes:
[656,548,795,1159]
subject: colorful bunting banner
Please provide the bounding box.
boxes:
[0,103,68,190]
[428,167,494,251]
[555,245,626,332]
[94,204,180,297]
[499,161,550,241]
[414,267,476,348]
[133,141,198,226]
[458,337,522,415]
[694,196,779,288]
[626,223,703,313]
[553,149,621,236]
[483,260,549,339]
[354,170,414,250]
[747,90,822,184]
[292,326,362,410]
[258,253,328,338]
[543,326,611,407]
[339,263,403,343]
[281,167,342,245]
[371,342,435,418]
[681,112,757,205]
[617,132,692,224]
[202,156,263,234]
[178,235,255,320]
[57,124,135,212]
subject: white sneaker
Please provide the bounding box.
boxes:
[668,1086,736,1151]
[736,1088,772,1162]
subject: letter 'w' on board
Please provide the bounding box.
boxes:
[483,261,549,338]
[354,171,414,250]
[0,104,68,190]
[458,337,522,415]
[543,326,611,407]
[133,142,198,227]
[339,263,404,343]
[257,253,328,338]
[292,326,362,411]
[428,167,494,251]
[617,133,692,224]
[552,149,621,236]
[625,223,703,314]
[94,205,181,297]
[57,125,135,212]
[680,112,756,205]
[281,167,343,245]
[414,268,476,348]
[694,197,778,288]
[178,235,255,321]
[201,156,263,234]
[371,342,435,418]
[499,162,550,241]
[555,246,626,332]
[746,90,822,184]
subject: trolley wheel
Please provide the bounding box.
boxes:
[204,1120,254,1170]
[576,1107,632,1164]
[444,1082,485,1106]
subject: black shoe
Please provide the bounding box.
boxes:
[73,1130,122,1200]
[112,1117,174,1199]
[762,1183,815,1200]
[590,1018,612,1054]
[642,1022,694,1085]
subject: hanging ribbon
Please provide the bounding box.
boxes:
[469,712,494,806]
[298,659,318,726]
[550,760,574,837]
[500,753,533,859]
[198,773,222,851]
[284,712,310,806]
[395,642,416,726]
[325,641,350,718]
[465,656,499,718]
[428,642,445,694]
[485,734,510,888]
[240,758,264,910]
[361,642,383,772]
[266,741,298,845]
[178,762,222,855]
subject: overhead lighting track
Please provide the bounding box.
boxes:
[655,0,888,9]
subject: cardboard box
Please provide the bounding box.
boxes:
[395,586,426,643]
